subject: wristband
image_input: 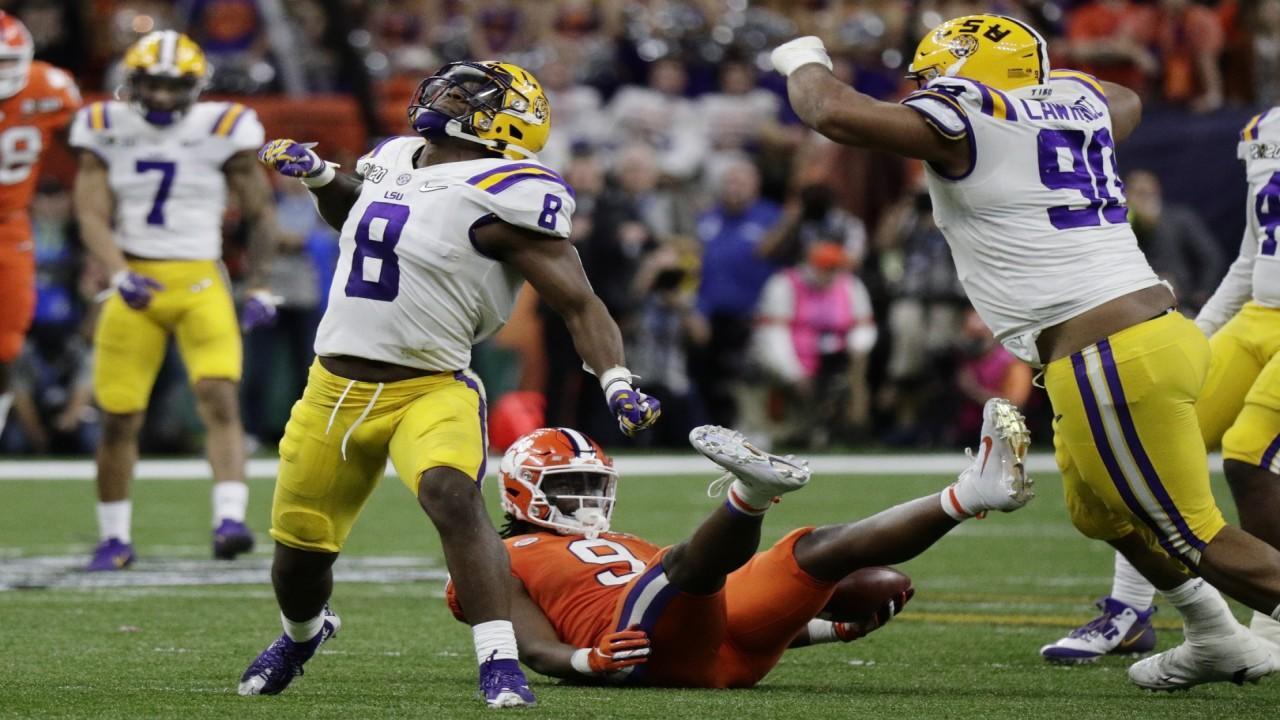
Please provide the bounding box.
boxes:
[110,269,128,289]
[599,366,635,395]
[570,648,595,676]
[301,162,338,188]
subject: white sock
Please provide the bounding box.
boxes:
[1110,553,1156,610]
[1162,578,1240,646]
[941,478,976,521]
[281,611,324,642]
[96,500,132,543]
[473,619,519,664]
[725,479,773,516]
[212,481,249,525]
[0,391,12,437]
[805,619,840,644]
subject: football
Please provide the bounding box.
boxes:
[818,566,914,623]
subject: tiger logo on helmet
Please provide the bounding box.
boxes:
[908,14,1049,92]
[499,427,618,538]
[407,61,551,160]
[122,30,210,125]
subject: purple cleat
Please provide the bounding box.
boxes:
[1040,596,1156,663]
[238,606,341,696]
[86,538,135,572]
[213,519,255,560]
[480,652,536,708]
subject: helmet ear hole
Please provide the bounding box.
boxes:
[508,125,523,140]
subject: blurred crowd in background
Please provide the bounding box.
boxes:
[0,0,1270,456]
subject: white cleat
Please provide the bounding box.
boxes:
[689,425,810,498]
[1251,612,1280,664]
[1128,628,1276,691]
[944,398,1033,517]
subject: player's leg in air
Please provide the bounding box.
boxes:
[695,399,1032,688]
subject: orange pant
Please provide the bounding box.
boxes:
[0,243,35,362]
[609,527,836,688]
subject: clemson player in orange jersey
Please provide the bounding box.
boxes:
[0,11,80,438]
[448,406,1033,688]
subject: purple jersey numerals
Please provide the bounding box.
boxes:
[1037,128,1126,230]
[1256,171,1280,257]
[135,159,176,226]
[345,201,409,301]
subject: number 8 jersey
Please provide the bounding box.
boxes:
[68,99,265,259]
[313,136,576,372]
[902,71,1160,364]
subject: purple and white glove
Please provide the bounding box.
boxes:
[601,367,661,437]
[241,290,282,332]
[111,270,164,310]
[257,139,335,187]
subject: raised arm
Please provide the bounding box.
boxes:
[475,222,661,436]
[774,37,968,176]
[1100,80,1143,143]
[257,139,361,232]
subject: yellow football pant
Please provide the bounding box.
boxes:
[93,259,241,414]
[270,360,489,554]
[1045,312,1226,567]
[1195,302,1280,470]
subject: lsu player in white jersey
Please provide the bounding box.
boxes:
[771,14,1280,689]
[70,31,280,570]
[239,61,661,708]
[1043,108,1280,664]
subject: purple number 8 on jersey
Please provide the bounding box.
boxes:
[346,201,409,301]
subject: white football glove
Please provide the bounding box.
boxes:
[770,36,834,77]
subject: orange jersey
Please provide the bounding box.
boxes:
[0,60,80,244]
[448,531,660,647]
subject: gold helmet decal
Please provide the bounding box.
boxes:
[909,14,1048,92]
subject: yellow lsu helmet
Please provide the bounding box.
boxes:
[908,14,1049,92]
[123,30,210,125]
[408,61,550,160]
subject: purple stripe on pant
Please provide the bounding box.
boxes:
[453,371,488,484]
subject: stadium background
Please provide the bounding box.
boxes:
[1,0,1271,459]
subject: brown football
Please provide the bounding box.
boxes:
[817,566,914,622]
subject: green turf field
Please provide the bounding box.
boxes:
[2,468,1276,719]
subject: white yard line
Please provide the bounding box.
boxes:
[0,452,1154,481]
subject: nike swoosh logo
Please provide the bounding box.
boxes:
[979,436,994,474]
[419,184,448,193]
[1116,632,1146,649]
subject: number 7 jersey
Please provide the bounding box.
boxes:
[313,137,576,372]
[902,71,1160,363]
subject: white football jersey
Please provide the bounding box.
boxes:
[313,137,576,372]
[68,100,264,260]
[902,71,1161,363]
[1196,109,1280,334]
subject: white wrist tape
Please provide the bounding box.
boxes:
[110,269,129,289]
[570,648,596,675]
[770,36,834,77]
[301,161,338,188]
[599,366,635,395]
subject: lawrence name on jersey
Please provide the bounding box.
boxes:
[243,60,660,707]
[774,14,1280,690]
